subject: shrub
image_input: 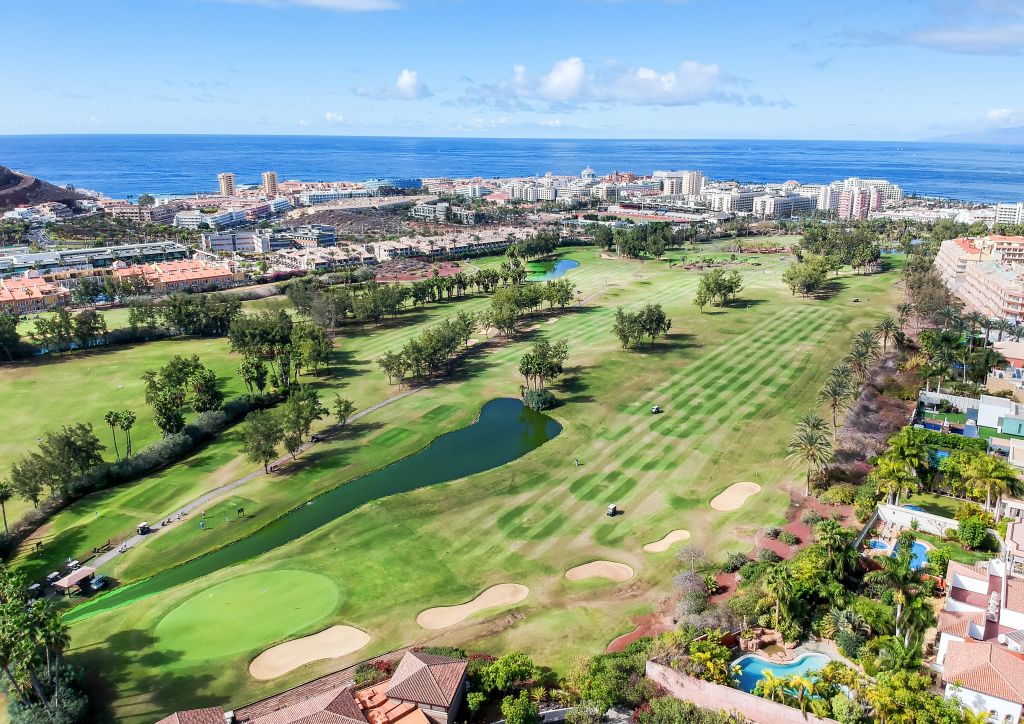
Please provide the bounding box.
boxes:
[756,548,781,564]
[676,590,709,616]
[674,571,708,595]
[820,484,856,505]
[779,531,799,546]
[523,388,555,411]
[762,526,782,540]
[926,548,951,577]
[957,516,989,550]
[918,429,987,453]
[722,551,748,573]
[801,509,824,526]
[834,631,866,659]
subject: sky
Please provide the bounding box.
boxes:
[5,0,1024,140]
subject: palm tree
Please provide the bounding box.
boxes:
[872,635,921,672]
[119,409,137,457]
[761,565,794,632]
[815,519,855,575]
[104,410,122,460]
[895,302,914,332]
[964,453,1020,517]
[875,315,899,354]
[787,426,834,496]
[0,480,10,535]
[753,670,790,704]
[936,305,961,332]
[865,541,923,640]
[853,328,881,360]
[964,311,986,350]
[845,346,874,380]
[818,375,856,439]
[887,427,929,482]
[996,318,1014,342]
[873,455,919,506]
[788,673,817,716]
[795,413,829,435]
[820,607,868,639]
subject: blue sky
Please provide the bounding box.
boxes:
[6,0,1024,140]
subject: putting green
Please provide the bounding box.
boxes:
[153,570,340,661]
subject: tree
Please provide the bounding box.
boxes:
[118,409,137,457]
[241,410,284,473]
[0,480,11,534]
[753,670,790,704]
[332,396,356,429]
[865,538,925,642]
[818,373,855,439]
[500,691,539,724]
[151,389,186,436]
[875,315,899,354]
[104,410,122,460]
[279,386,327,458]
[187,366,224,412]
[137,194,156,206]
[0,310,20,361]
[377,350,409,386]
[481,651,538,693]
[71,309,107,349]
[895,303,914,332]
[963,453,1019,517]
[787,426,833,496]
[872,454,919,506]
[761,565,794,631]
[239,356,268,395]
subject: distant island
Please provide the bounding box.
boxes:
[930,125,1024,145]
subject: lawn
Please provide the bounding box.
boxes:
[903,491,963,519]
[48,247,902,722]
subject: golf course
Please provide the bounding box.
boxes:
[3,244,902,722]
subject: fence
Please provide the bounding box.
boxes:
[918,391,981,411]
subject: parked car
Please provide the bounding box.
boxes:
[90,575,109,591]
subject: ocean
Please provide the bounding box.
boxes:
[0,134,1022,204]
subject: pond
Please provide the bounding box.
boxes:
[64,398,562,623]
[527,259,580,281]
[734,652,833,693]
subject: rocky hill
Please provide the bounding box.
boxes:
[0,165,85,211]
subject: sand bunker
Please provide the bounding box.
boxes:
[564,561,634,582]
[643,530,691,553]
[467,338,480,346]
[416,584,529,630]
[710,482,761,512]
[546,317,558,324]
[249,625,370,680]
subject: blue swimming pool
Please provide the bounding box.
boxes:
[893,541,929,570]
[902,504,926,512]
[735,653,832,693]
[867,539,888,550]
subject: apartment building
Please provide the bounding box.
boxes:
[0,275,71,314]
[705,189,759,213]
[112,259,243,292]
[218,172,236,196]
[201,230,273,254]
[261,171,278,197]
[935,236,1024,320]
[997,203,1024,227]
[653,170,706,196]
[934,237,988,288]
[751,193,815,219]
[107,200,185,225]
[0,242,189,278]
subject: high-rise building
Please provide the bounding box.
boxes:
[996,202,1024,227]
[218,172,236,196]
[262,171,278,197]
[653,170,706,196]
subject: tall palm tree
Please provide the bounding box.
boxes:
[0,480,10,535]
[873,455,919,506]
[964,311,986,350]
[103,410,122,460]
[875,315,900,354]
[936,305,961,332]
[820,607,868,639]
[818,375,856,439]
[761,565,794,632]
[795,413,829,435]
[815,519,855,575]
[787,426,834,496]
[846,346,874,380]
[865,537,923,640]
[873,635,921,672]
[895,303,914,332]
[887,427,929,482]
[119,409,137,457]
[996,318,1014,342]
[853,328,881,359]
[788,673,817,716]
[965,453,1020,517]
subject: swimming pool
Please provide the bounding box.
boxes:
[734,652,832,693]
[867,539,888,550]
[892,541,929,570]
[902,504,925,512]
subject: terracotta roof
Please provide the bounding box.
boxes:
[937,609,985,638]
[946,560,989,583]
[952,237,983,255]
[154,707,225,724]
[942,641,1024,704]
[384,652,466,709]
[245,687,366,724]
[1006,578,1024,613]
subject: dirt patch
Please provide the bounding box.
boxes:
[546,318,558,324]
[564,561,634,582]
[416,584,529,630]
[248,625,371,680]
[710,482,761,512]
[643,529,691,553]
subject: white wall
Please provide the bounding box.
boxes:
[947,598,986,614]
[920,391,981,411]
[878,504,959,537]
[1001,608,1024,631]
[951,571,990,596]
[946,684,1022,723]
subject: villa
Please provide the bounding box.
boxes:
[155,651,468,724]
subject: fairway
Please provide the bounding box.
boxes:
[41,246,904,721]
[152,570,340,662]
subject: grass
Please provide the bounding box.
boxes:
[902,491,963,519]
[30,245,903,721]
[915,530,995,565]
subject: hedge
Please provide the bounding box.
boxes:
[919,429,987,453]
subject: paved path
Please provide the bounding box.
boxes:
[89,284,605,570]
[90,386,422,568]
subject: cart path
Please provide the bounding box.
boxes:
[88,284,604,571]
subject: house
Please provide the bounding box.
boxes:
[942,641,1024,723]
[0,274,71,313]
[155,651,467,724]
[978,395,1024,435]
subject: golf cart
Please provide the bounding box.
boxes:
[136,522,151,535]
[90,575,110,592]
[651,405,663,415]
[607,503,619,517]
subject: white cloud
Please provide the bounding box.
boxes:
[897,23,1024,54]
[479,57,782,108]
[210,0,400,11]
[324,111,345,124]
[539,119,563,128]
[354,69,431,100]
[987,108,1024,126]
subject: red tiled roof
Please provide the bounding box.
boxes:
[384,652,466,709]
[937,609,985,638]
[1005,578,1024,613]
[245,687,366,724]
[154,707,225,724]
[946,560,989,583]
[952,237,982,255]
[942,641,1024,704]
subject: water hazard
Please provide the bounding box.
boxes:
[527,259,580,281]
[65,398,561,622]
